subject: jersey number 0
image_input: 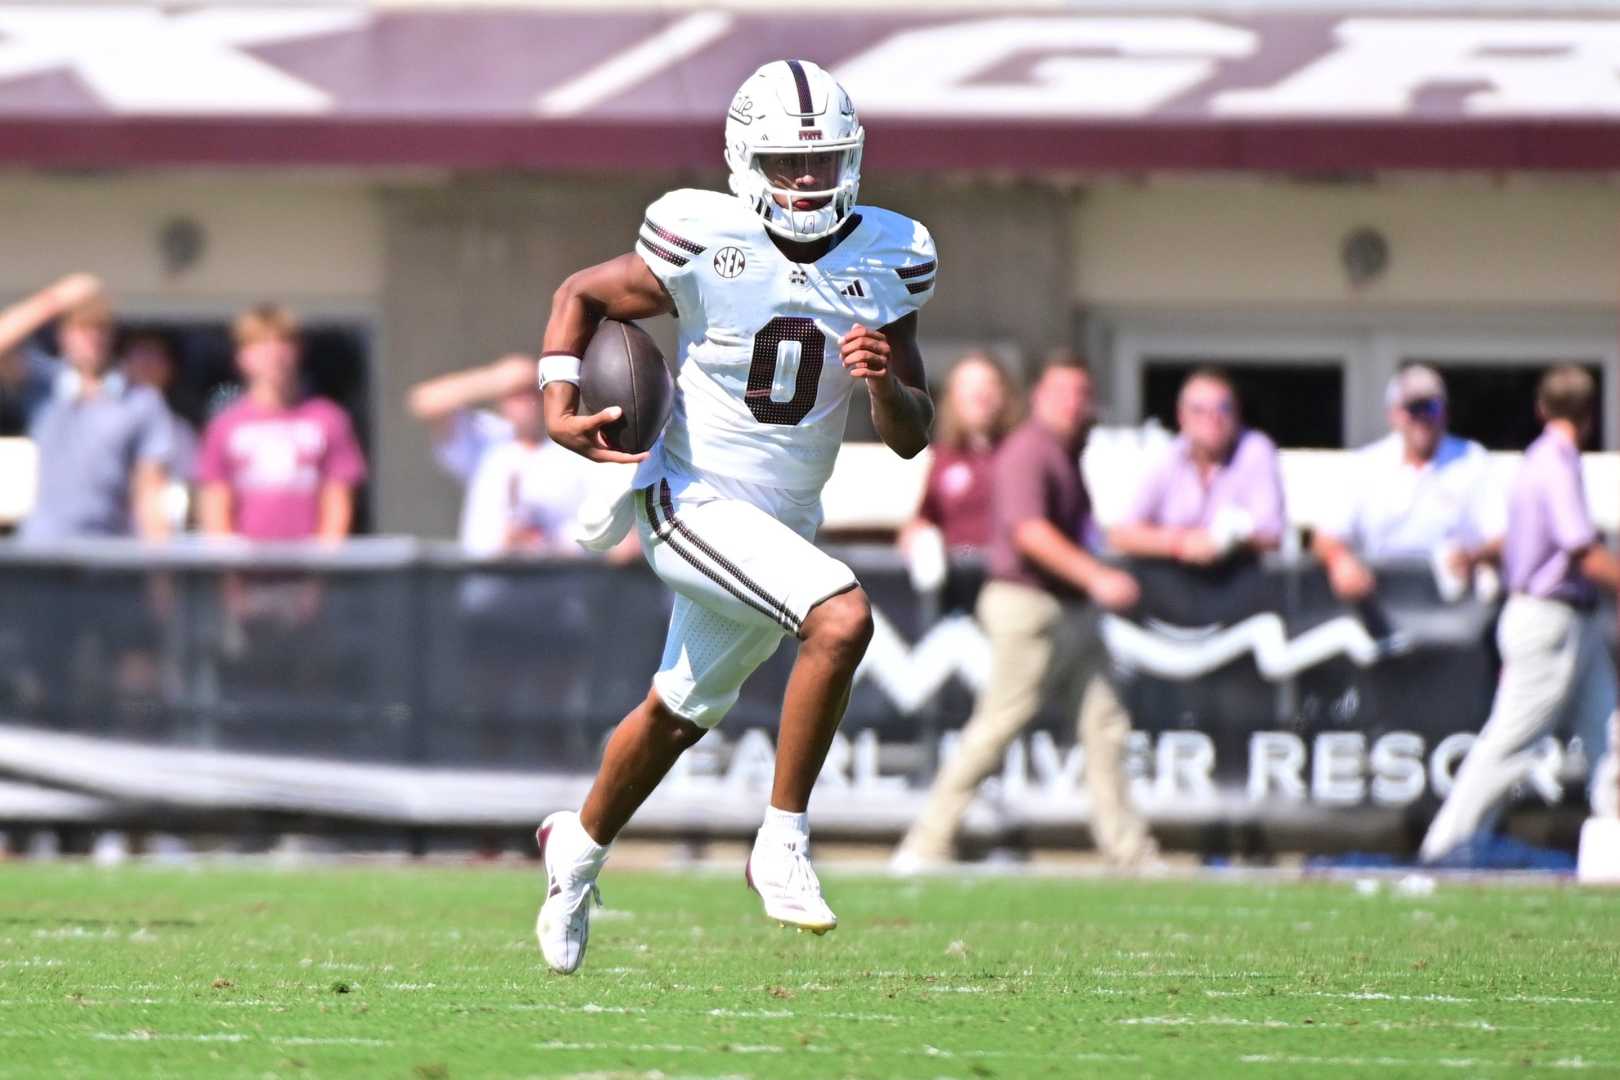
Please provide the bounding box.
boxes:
[745,316,828,426]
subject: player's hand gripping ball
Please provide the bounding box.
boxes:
[556,319,674,462]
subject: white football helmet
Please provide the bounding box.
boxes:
[724,59,864,243]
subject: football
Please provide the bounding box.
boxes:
[578,318,674,454]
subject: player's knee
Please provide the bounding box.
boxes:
[805,587,874,662]
[645,690,708,751]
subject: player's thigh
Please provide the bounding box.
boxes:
[635,481,855,638]
[652,594,784,729]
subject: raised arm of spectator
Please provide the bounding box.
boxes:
[0,273,103,358]
[407,354,535,435]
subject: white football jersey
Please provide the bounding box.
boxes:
[634,188,937,492]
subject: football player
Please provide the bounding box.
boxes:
[532,59,937,974]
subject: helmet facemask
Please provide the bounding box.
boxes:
[728,138,864,243]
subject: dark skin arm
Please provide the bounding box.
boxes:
[544,250,934,462]
[540,252,674,464]
[840,312,932,459]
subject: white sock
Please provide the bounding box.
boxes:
[762,805,809,838]
[565,813,609,862]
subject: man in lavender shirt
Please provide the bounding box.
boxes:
[1420,366,1620,862]
[1108,368,1286,565]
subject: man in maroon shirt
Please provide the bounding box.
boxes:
[895,355,1159,870]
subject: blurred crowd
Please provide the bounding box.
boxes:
[0,272,629,560]
[2,271,1616,867]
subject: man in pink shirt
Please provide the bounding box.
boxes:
[1109,367,1286,565]
[197,305,367,542]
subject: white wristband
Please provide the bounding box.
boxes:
[538,353,581,390]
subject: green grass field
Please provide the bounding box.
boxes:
[1,863,1617,1078]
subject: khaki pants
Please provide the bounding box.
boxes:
[1420,594,1618,862]
[897,580,1157,866]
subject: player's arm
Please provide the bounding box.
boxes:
[842,313,932,459]
[541,253,674,464]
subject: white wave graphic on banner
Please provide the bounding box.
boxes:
[1102,613,1407,681]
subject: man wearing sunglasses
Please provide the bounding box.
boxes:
[1313,365,1505,603]
[1108,367,1286,566]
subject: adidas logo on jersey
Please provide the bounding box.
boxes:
[841,280,866,298]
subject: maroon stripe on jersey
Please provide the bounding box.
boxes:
[785,60,815,128]
[637,236,689,268]
[895,261,936,280]
[642,219,704,255]
[905,280,933,295]
[659,480,799,634]
[644,484,791,628]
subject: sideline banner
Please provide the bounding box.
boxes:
[0,547,1603,835]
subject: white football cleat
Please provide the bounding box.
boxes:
[746,829,837,935]
[535,812,608,975]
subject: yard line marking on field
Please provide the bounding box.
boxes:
[537,1041,785,1055]
[1123,1015,1593,1034]
[88,1031,396,1047]
[1239,1054,1614,1071]
[707,1008,793,1019]
[93,1033,249,1043]
[1120,1017,1290,1029]
[1205,989,1614,1007]
[536,11,735,116]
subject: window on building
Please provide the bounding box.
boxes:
[1410,361,1605,451]
[1141,359,1345,449]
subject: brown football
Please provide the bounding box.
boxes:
[578,319,674,454]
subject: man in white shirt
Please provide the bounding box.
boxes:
[408,355,633,559]
[1314,365,1506,600]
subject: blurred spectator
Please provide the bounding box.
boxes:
[123,331,199,482]
[197,304,367,542]
[893,354,1158,871]
[899,352,1019,554]
[1421,366,1620,863]
[2,274,175,541]
[408,354,632,560]
[410,353,534,486]
[0,274,87,435]
[123,330,200,533]
[1314,365,1506,602]
[1108,367,1285,565]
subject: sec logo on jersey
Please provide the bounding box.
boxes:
[713,246,747,279]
